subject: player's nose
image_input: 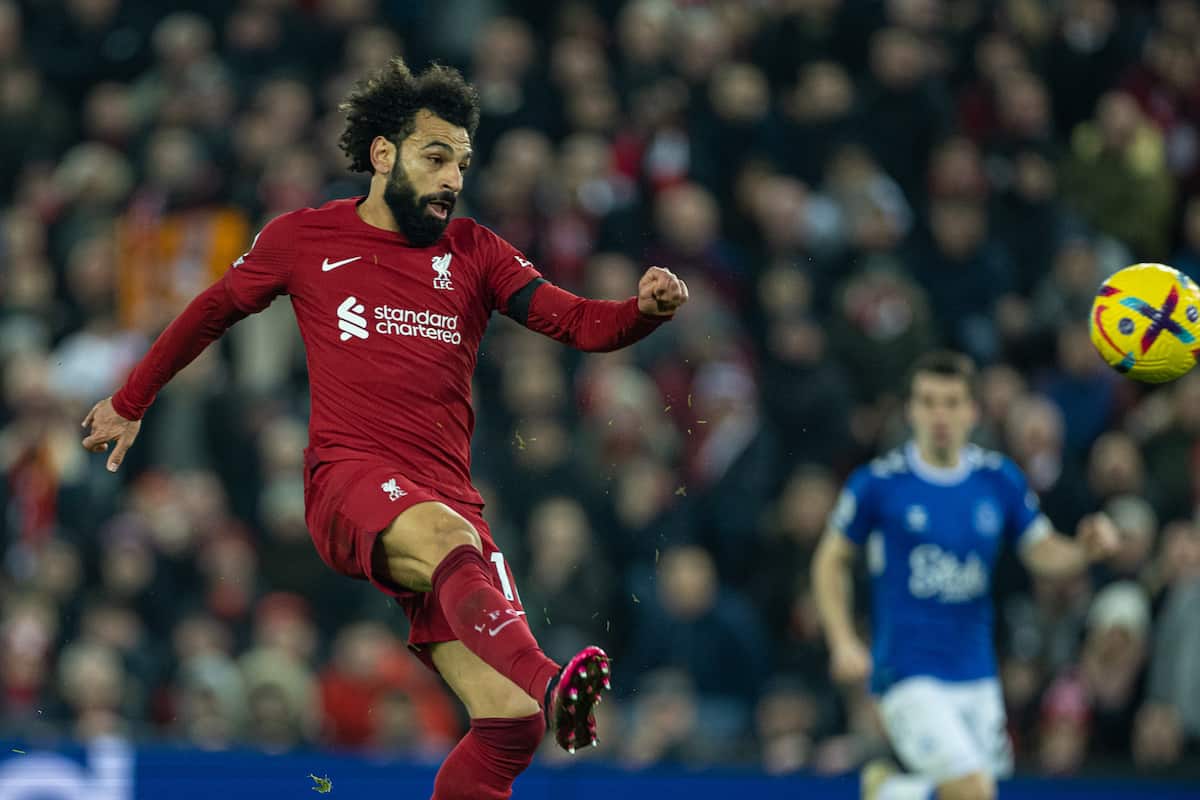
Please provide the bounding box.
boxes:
[442,168,463,194]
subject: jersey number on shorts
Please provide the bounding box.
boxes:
[490,551,518,602]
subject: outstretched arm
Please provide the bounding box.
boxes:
[83,212,294,471]
[503,266,688,352]
[1021,512,1119,578]
[82,277,247,471]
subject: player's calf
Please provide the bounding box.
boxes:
[431,713,545,800]
[374,501,482,591]
[938,772,995,800]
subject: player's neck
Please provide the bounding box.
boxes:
[916,442,961,469]
[357,188,401,233]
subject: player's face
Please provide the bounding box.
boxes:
[384,110,472,246]
[908,373,978,457]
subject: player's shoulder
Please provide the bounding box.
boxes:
[442,216,487,244]
[964,444,1016,472]
[965,444,1025,484]
[444,217,507,253]
[864,447,910,481]
[292,197,361,229]
[257,198,356,239]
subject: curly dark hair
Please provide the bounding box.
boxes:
[337,57,480,174]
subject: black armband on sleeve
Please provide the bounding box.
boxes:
[503,277,547,326]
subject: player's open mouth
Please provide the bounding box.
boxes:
[427,200,453,220]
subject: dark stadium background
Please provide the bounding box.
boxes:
[2,0,1200,793]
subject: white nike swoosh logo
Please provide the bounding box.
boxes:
[322,256,362,272]
[488,613,527,637]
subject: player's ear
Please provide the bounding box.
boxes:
[370,135,396,175]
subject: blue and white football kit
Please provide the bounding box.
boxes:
[830,441,1051,779]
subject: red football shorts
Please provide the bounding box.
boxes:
[303,457,526,666]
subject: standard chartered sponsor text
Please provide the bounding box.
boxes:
[374,305,461,344]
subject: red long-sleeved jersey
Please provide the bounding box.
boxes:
[113,197,667,505]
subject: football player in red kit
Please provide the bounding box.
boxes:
[80,58,687,799]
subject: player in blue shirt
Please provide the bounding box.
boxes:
[813,351,1118,800]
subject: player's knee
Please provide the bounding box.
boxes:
[386,502,482,558]
[938,772,995,800]
[473,711,546,759]
[378,503,481,590]
[427,508,482,557]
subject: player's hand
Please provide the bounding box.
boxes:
[81,397,141,473]
[830,636,872,685]
[637,266,688,316]
[1077,512,1120,562]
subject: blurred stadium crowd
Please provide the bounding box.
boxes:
[3,0,1200,780]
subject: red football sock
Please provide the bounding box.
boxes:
[430,545,560,700]
[431,713,545,800]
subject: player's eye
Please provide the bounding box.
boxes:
[460,163,470,174]
[428,156,443,166]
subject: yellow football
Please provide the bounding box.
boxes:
[1090,263,1200,383]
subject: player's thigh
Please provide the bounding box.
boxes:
[878,677,989,782]
[430,639,541,719]
[375,500,483,591]
[937,772,996,800]
[951,679,1013,779]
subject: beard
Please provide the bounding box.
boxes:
[383,166,456,247]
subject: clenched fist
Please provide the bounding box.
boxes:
[1077,512,1120,562]
[637,266,689,317]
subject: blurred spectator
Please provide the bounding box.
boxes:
[680,360,776,584]
[770,61,860,187]
[1038,321,1117,452]
[1025,237,1108,347]
[57,641,129,739]
[1060,91,1175,259]
[619,669,702,768]
[1095,495,1158,585]
[905,196,1013,363]
[522,497,615,662]
[1140,371,1200,520]
[1038,582,1152,773]
[625,545,769,708]
[0,66,71,196]
[859,27,951,199]
[822,145,912,261]
[1079,582,1151,757]
[173,652,245,750]
[755,465,840,684]
[1,597,59,737]
[690,61,771,199]
[1087,431,1146,503]
[239,645,320,753]
[318,621,457,754]
[829,263,936,411]
[646,181,742,299]
[116,125,250,333]
[1119,28,1200,192]
[756,677,821,775]
[1136,522,1200,769]
[1174,196,1200,283]
[756,268,855,465]
[1044,0,1134,136]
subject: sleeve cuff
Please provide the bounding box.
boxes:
[1018,514,1053,555]
[634,298,673,323]
[110,390,142,421]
